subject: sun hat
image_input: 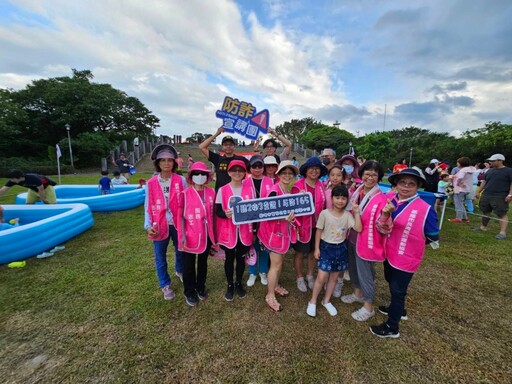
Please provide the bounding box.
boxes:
[151,144,178,160]
[388,168,426,188]
[263,156,278,166]
[299,157,327,177]
[486,153,505,161]
[277,160,299,176]
[228,159,247,172]
[222,135,236,145]
[187,161,213,184]
[430,159,440,164]
[249,154,264,167]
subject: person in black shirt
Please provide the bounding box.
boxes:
[112,153,132,182]
[199,126,249,191]
[0,169,57,204]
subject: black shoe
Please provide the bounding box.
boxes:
[369,322,400,338]
[235,282,246,299]
[197,289,208,301]
[224,284,235,302]
[378,305,408,320]
[185,294,199,307]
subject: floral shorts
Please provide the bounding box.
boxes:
[317,240,348,273]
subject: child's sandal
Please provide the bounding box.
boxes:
[265,296,282,312]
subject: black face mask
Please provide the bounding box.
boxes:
[322,158,331,166]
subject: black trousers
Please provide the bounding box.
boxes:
[182,241,211,297]
[222,239,250,285]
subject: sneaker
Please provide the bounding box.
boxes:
[333,278,344,298]
[224,285,235,302]
[175,272,183,283]
[306,275,315,290]
[185,294,198,307]
[197,289,208,301]
[343,270,351,281]
[296,277,307,293]
[351,306,375,322]
[378,305,408,320]
[495,233,507,240]
[341,293,365,304]
[247,274,257,287]
[235,282,246,299]
[259,273,268,286]
[449,218,463,223]
[36,252,54,259]
[162,285,175,300]
[306,303,316,317]
[322,301,338,316]
[369,322,400,338]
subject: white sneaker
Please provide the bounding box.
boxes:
[351,306,375,322]
[247,274,257,287]
[259,273,268,286]
[50,245,65,252]
[322,301,338,316]
[341,293,365,304]
[343,271,351,281]
[306,303,316,317]
[297,277,307,292]
[36,252,54,259]
[162,285,175,300]
[333,278,344,298]
[306,274,315,290]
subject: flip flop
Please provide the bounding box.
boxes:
[265,296,282,312]
[274,285,289,297]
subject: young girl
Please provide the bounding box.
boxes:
[258,160,299,312]
[216,160,254,301]
[177,162,216,307]
[307,185,362,317]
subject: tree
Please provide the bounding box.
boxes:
[301,124,355,154]
[274,117,318,144]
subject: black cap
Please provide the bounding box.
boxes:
[388,168,426,188]
[249,155,264,167]
[222,135,235,145]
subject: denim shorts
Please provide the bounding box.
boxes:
[317,240,348,273]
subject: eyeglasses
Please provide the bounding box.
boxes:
[363,173,379,179]
[264,145,275,149]
[192,172,208,176]
[251,164,264,169]
[280,171,295,176]
[397,180,418,187]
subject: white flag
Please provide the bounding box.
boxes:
[56,144,62,158]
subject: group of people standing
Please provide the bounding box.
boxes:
[144,127,444,339]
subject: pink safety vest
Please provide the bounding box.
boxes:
[216,183,254,248]
[258,183,297,253]
[385,196,429,273]
[291,178,326,243]
[242,176,275,198]
[177,186,216,254]
[146,174,184,241]
[350,185,387,262]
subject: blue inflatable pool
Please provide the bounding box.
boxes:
[0,204,94,264]
[15,185,145,212]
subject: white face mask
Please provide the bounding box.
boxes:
[192,174,207,185]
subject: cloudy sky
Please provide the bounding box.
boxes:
[1,0,511,141]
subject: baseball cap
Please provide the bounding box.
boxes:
[486,153,505,161]
[228,159,247,172]
[249,155,264,167]
[263,156,278,166]
[222,135,235,145]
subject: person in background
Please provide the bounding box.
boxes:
[136,178,147,189]
[199,126,249,191]
[258,160,299,312]
[111,171,128,185]
[175,152,184,172]
[98,170,113,195]
[424,159,441,193]
[319,148,336,181]
[357,156,367,166]
[244,155,274,287]
[436,173,450,213]
[0,170,56,204]
[112,153,131,182]
[392,158,408,174]
[449,157,476,223]
[0,205,19,231]
[292,157,327,292]
[307,185,361,318]
[177,162,216,307]
[263,156,280,183]
[255,128,292,163]
[144,144,187,301]
[371,168,439,338]
[336,155,360,194]
[216,160,254,301]
[292,157,299,168]
[187,154,194,169]
[474,154,512,240]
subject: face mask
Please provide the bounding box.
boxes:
[343,165,354,174]
[322,158,331,166]
[192,174,207,185]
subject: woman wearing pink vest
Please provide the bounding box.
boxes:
[370,168,439,338]
[340,161,387,322]
[243,155,275,287]
[144,144,186,301]
[258,160,299,312]
[177,162,216,307]
[216,160,254,302]
[291,157,327,293]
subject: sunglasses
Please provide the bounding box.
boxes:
[192,172,209,176]
[251,164,264,169]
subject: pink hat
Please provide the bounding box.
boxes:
[186,162,213,184]
[228,159,247,172]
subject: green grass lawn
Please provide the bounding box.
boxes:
[1,176,511,383]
